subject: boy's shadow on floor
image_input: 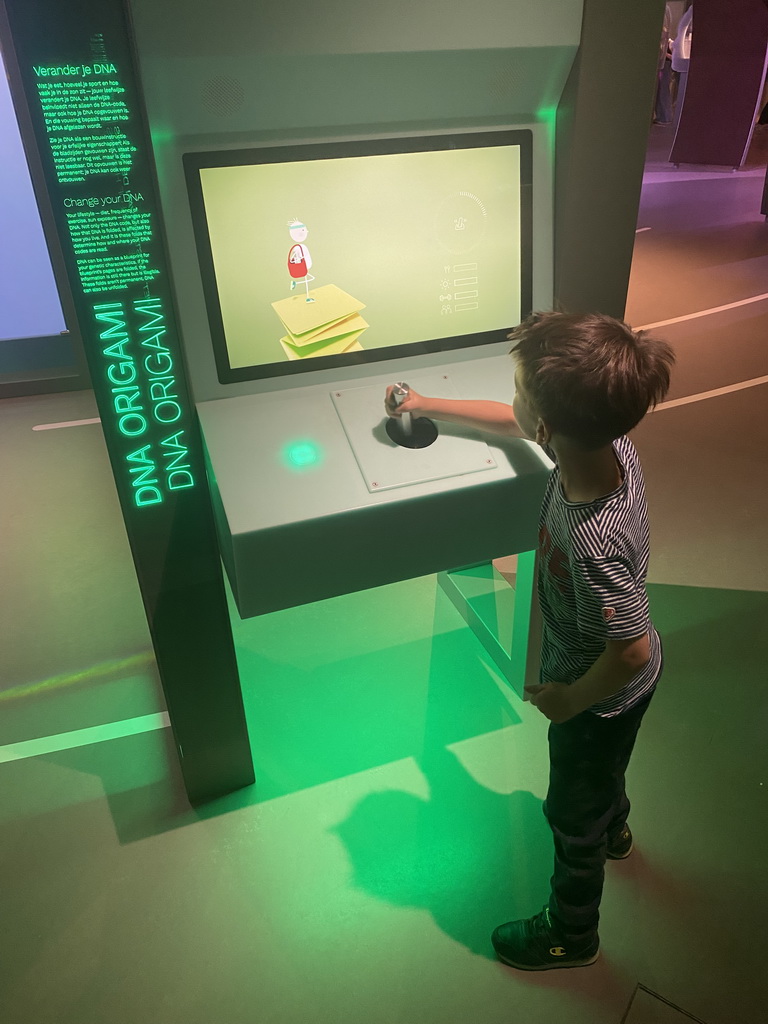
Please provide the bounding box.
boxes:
[331,743,552,959]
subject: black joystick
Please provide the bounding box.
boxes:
[386,381,438,450]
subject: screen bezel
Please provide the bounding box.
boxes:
[183,129,533,385]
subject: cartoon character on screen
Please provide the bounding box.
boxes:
[287,220,315,303]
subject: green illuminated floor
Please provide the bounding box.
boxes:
[1,550,767,1023]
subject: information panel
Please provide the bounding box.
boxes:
[3,0,254,803]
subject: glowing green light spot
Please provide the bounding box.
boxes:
[286,442,321,468]
[536,105,558,127]
[151,127,175,144]
[536,105,558,155]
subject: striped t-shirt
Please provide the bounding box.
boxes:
[537,435,662,718]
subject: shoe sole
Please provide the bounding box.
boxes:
[606,840,634,860]
[495,949,600,971]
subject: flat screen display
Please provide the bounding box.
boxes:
[184,131,532,383]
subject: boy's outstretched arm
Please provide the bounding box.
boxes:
[384,385,526,438]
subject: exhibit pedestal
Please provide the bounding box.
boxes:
[199,356,552,620]
[438,551,541,701]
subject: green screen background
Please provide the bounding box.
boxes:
[200,145,521,370]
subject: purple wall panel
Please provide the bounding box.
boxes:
[670,0,768,168]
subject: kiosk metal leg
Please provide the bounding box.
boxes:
[438,550,541,700]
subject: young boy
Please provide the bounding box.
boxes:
[385,311,675,971]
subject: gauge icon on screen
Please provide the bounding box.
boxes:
[434,190,488,254]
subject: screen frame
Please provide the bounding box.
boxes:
[183,129,533,385]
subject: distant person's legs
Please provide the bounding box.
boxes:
[654,60,673,124]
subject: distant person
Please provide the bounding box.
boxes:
[670,3,694,128]
[654,4,674,125]
[671,4,693,75]
[386,312,675,970]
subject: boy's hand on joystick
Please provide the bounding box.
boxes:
[384,384,439,450]
[385,385,425,419]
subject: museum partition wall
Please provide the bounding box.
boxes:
[1,0,666,803]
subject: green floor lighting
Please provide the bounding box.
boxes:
[0,652,155,704]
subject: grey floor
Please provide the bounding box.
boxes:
[1,124,767,1024]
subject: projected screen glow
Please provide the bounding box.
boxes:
[185,131,532,383]
[0,45,67,342]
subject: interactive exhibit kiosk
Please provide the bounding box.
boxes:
[1,0,665,803]
[184,131,548,627]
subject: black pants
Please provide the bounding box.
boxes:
[543,686,656,941]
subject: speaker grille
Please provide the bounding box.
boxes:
[201,76,246,117]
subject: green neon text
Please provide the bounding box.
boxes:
[94,303,147,437]
[136,298,181,426]
[34,63,117,76]
[126,444,162,506]
[107,360,137,386]
[93,299,196,506]
[161,431,194,491]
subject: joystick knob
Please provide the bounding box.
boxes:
[385,381,439,450]
[392,381,412,437]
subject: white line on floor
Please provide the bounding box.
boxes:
[0,712,170,764]
[635,227,652,233]
[642,167,766,185]
[637,292,768,331]
[654,374,768,411]
[33,417,101,431]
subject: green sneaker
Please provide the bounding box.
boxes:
[491,907,599,971]
[607,824,634,860]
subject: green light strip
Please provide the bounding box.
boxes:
[0,712,169,765]
[0,651,155,703]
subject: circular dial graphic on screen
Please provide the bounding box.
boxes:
[434,191,488,255]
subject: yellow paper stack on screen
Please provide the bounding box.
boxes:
[271,284,369,360]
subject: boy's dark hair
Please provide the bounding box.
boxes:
[508,311,675,449]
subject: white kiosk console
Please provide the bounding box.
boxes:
[183,131,553,695]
